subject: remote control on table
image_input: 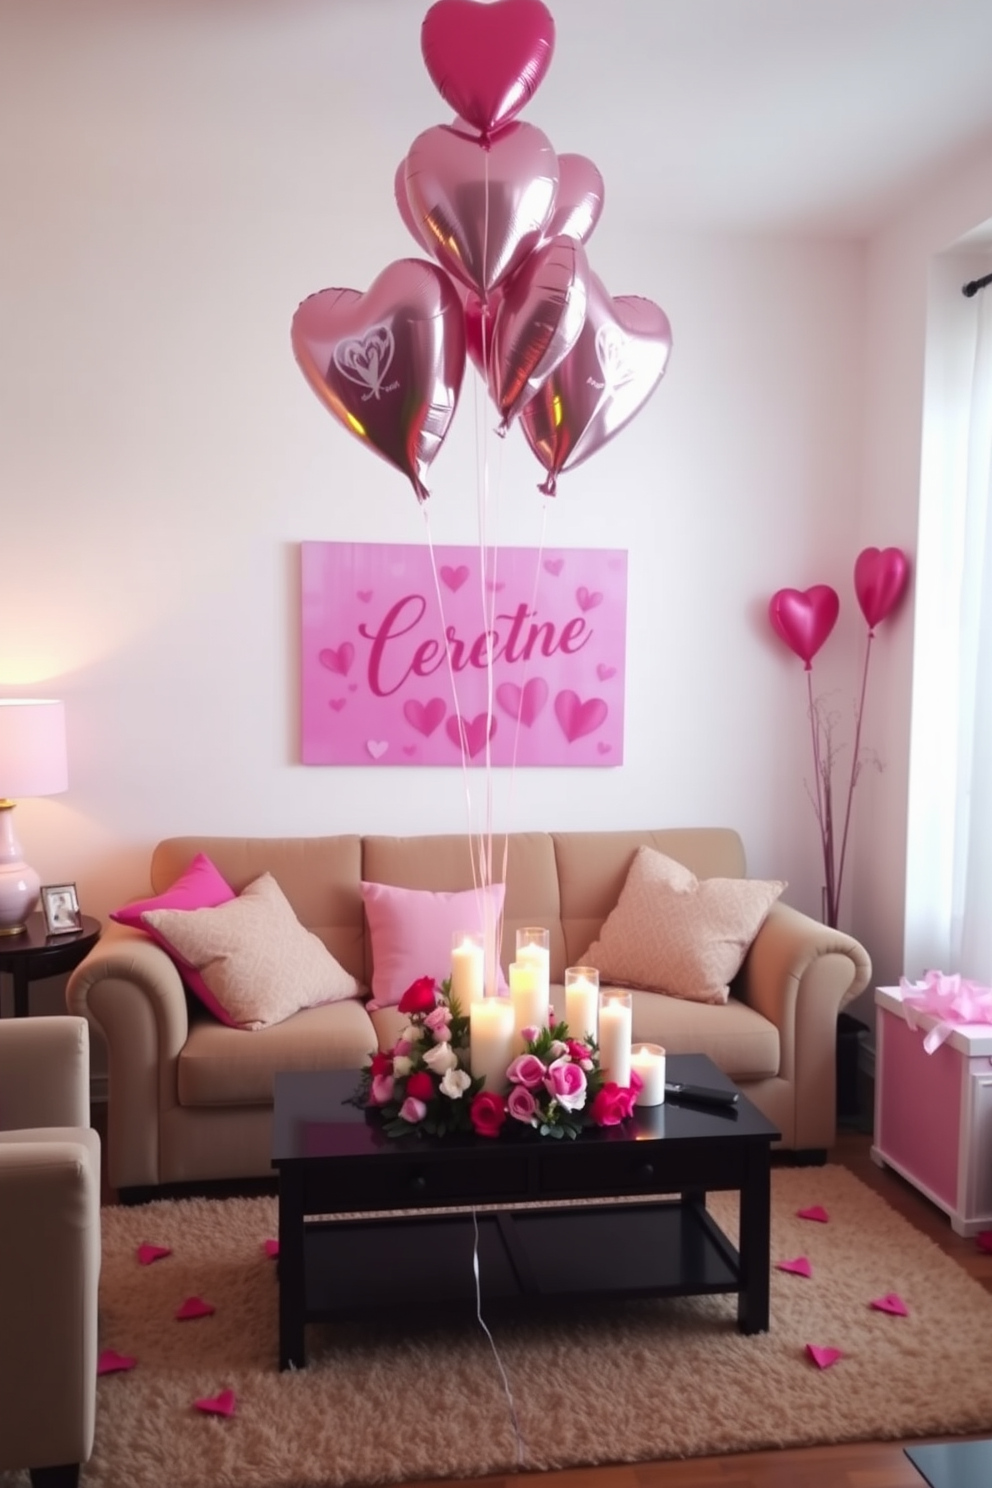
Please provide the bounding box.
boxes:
[664,1081,739,1108]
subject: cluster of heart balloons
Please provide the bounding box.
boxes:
[768,547,911,669]
[290,0,674,503]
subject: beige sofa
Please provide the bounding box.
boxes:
[67,828,871,1198]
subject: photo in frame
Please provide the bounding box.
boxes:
[41,882,82,936]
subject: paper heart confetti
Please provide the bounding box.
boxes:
[797,1205,829,1223]
[776,1256,812,1278]
[136,1243,171,1265]
[870,1292,909,1316]
[976,1230,992,1253]
[193,1388,237,1418]
[97,1349,138,1375]
[806,1344,843,1369]
[175,1296,216,1321]
[263,1239,279,1259]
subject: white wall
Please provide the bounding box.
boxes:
[1,3,870,1018]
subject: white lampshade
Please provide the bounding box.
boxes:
[0,699,69,935]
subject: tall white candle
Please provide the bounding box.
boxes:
[450,932,485,1007]
[469,997,515,1093]
[631,1042,666,1105]
[509,960,550,1053]
[565,966,599,1043]
[598,991,632,1087]
[515,929,550,994]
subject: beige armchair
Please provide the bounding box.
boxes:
[0,1016,101,1488]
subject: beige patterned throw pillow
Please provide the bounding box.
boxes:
[142,872,362,1030]
[580,847,785,1005]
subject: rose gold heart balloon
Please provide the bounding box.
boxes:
[543,154,605,245]
[421,0,556,139]
[490,235,590,430]
[404,121,558,301]
[520,272,672,494]
[291,259,466,504]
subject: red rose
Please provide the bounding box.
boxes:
[590,1083,631,1126]
[470,1090,507,1138]
[406,1070,435,1102]
[398,976,438,1015]
[370,1052,394,1079]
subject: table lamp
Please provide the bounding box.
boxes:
[0,699,68,935]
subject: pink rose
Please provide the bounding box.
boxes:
[565,1039,592,1062]
[507,1053,546,1089]
[406,1070,435,1102]
[470,1090,507,1138]
[369,1051,394,1079]
[520,1025,540,1046]
[507,1085,539,1123]
[544,1057,587,1112]
[424,1006,453,1034]
[398,976,438,1015]
[392,1039,413,1058]
[398,1096,427,1124]
[590,1082,634,1126]
[629,1068,644,1096]
[369,1073,394,1105]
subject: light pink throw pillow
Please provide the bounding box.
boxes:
[361,880,508,1008]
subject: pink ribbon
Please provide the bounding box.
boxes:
[899,971,992,1054]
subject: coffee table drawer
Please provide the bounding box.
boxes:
[307,1149,530,1211]
[537,1141,744,1197]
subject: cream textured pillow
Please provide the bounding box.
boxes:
[141,872,363,1030]
[580,847,785,1005]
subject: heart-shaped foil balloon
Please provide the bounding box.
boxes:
[404,121,558,301]
[768,586,840,669]
[520,273,672,494]
[854,546,909,630]
[291,259,465,504]
[490,235,590,430]
[543,154,605,245]
[420,0,556,139]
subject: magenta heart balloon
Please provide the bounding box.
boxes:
[421,0,556,139]
[768,586,840,669]
[543,154,605,245]
[520,272,672,495]
[490,235,590,430]
[854,546,910,630]
[405,121,558,301]
[291,259,465,504]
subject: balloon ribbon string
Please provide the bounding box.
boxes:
[834,629,874,923]
[471,1210,525,1465]
[422,508,477,872]
[806,668,833,925]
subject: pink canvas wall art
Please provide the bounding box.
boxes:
[301,542,627,766]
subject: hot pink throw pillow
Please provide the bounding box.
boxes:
[361,881,508,1009]
[111,853,238,1023]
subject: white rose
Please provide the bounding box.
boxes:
[392,1055,413,1078]
[422,1041,459,1075]
[401,1025,424,1043]
[440,1068,472,1100]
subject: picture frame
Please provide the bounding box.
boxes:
[41,882,82,936]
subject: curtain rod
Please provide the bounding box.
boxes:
[962,270,992,298]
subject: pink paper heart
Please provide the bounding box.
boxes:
[263,1239,279,1259]
[366,740,389,760]
[544,153,604,246]
[854,546,909,630]
[446,712,497,759]
[194,1388,237,1418]
[806,1345,842,1369]
[797,1205,829,1223]
[554,689,608,743]
[776,1256,812,1278]
[870,1292,909,1316]
[318,644,354,677]
[596,741,611,754]
[356,589,372,602]
[402,745,416,756]
[328,698,346,712]
[98,1348,138,1375]
[440,564,469,592]
[136,1243,171,1266]
[495,677,548,727]
[403,697,446,737]
[543,558,564,576]
[768,587,839,670]
[596,663,616,681]
[420,0,556,138]
[576,586,602,611]
[175,1296,215,1321]
[977,1230,992,1254]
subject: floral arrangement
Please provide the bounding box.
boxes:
[354,977,641,1140]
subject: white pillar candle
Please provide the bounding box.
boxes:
[515,928,550,992]
[509,960,550,1053]
[565,966,599,1044]
[469,997,515,1093]
[631,1042,666,1106]
[450,932,485,1008]
[598,990,632,1087]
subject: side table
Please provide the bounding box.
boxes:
[0,912,101,1019]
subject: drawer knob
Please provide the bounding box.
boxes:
[410,1174,427,1193]
[640,1162,655,1179]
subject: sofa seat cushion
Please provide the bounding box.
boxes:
[0,1126,101,1170]
[177,1001,377,1108]
[625,989,779,1082]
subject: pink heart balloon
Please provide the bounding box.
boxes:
[490,235,590,430]
[520,273,672,495]
[405,121,558,301]
[291,259,465,504]
[768,586,839,669]
[421,0,556,139]
[543,154,605,245]
[854,546,909,630]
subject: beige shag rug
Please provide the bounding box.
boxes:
[8,1165,992,1488]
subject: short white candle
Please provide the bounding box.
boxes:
[598,991,632,1087]
[565,966,599,1044]
[509,960,550,1053]
[469,997,515,1093]
[631,1042,666,1106]
[450,932,485,1007]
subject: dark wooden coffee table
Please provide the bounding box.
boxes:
[271,1053,779,1369]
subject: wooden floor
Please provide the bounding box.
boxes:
[92,1107,992,1488]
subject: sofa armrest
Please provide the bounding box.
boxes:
[66,923,190,1189]
[737,901,872,1149]
[0,1015,90,1131]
